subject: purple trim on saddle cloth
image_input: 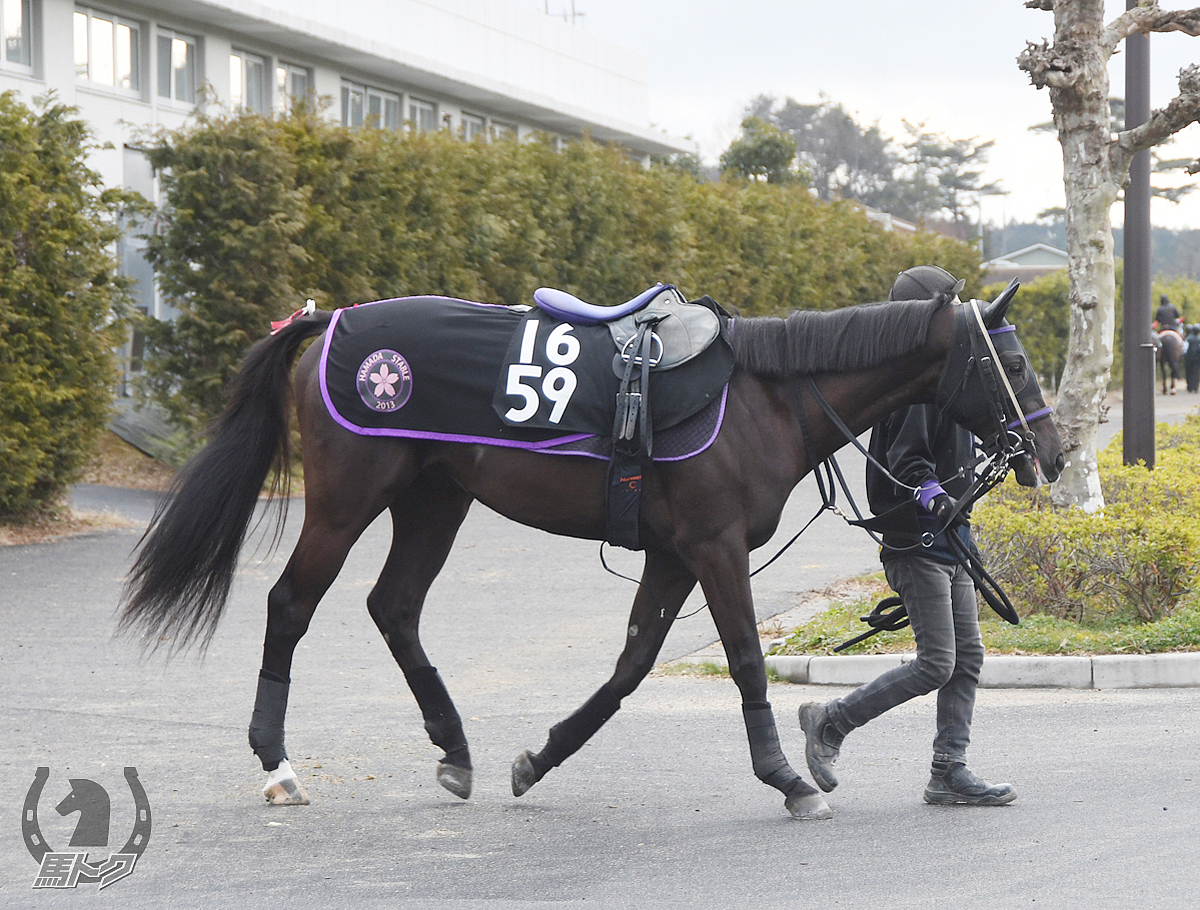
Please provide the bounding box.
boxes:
[319,298,592,449]
[540,384,728,461]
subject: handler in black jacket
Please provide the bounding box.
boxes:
[799,266,1016,807]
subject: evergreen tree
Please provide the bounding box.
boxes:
[719,116,801,185]
[0,92,133,517]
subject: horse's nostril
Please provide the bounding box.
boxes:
[1055,453,1065,474]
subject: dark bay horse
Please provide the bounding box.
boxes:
[1157,328,1184,395]
[120,286,1064,821]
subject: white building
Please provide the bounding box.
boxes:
[1,0,691,331]
[982,242,1070,286]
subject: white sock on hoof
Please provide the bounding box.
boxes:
[263,758,297,792]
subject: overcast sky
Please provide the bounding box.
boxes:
[524,1,1200,232]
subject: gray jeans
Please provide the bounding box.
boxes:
[826,556,984,763]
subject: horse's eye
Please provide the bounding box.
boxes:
[1006,361,1024,375]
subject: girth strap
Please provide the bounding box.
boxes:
[606,313,666,549]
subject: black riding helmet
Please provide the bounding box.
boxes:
[888,265,966,301]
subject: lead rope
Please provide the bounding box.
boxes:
[599,493,828,619]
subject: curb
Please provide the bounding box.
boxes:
[672,652,1200,689]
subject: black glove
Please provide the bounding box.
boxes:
[930,493,958,525]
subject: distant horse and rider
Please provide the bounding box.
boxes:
[120,275,1064,821]
[1155,293,1186,395]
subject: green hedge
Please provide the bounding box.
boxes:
[0,93,132,518]
[973,414,1200,624]
[140,110,982,435]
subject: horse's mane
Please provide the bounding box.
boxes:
[730,296,948,378]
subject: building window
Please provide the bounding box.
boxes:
[370,89,401,130]
[156,29,196,104]
[407,97,436,133]
[274,61,310,114]
[75,8,141,92]
[341,83,362,127]
[462,113,485,141]
[230,50,266,113]
[341,82,400,130]
[3,0,32,70]
[118,146,157,391]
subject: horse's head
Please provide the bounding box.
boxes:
[936,281,1064,487]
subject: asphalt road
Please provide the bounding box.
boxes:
[3,392,1199,909]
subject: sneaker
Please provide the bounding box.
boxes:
[798,702,843,793]
[923,761,1016,806]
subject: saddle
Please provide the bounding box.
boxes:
[534,284,722,371]
[532,284,727,550]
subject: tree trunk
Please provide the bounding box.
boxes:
[1021,1,1200,510]
[1044,1,1118,511]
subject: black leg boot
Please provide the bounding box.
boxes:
[924,760,1016,806]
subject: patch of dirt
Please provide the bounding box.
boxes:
[78,431,177,491]
[0,432,171,546]
[0,508,137,546]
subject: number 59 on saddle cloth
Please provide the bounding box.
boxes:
[318,291,734,456]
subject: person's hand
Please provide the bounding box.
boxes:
[930,493,957,524]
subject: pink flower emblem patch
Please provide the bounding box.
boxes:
[356,349,412,412]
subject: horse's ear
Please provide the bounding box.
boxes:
[981,278,1020,328]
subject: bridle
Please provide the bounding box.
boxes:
[799,290,1057,630]
[935,293,1054,474]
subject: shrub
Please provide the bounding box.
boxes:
[0,93,133,518]
[973,413,1200,624]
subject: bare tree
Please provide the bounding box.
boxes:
[1018,0,1200,510]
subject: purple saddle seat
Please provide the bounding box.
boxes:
[533,283,666,326]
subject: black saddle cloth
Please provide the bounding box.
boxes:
[319,295,733,448]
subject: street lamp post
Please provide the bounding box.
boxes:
[1123,3,1155,469]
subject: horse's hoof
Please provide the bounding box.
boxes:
[786,791,833,820]
[511,749,540,797]
[263,760,310,806]
[437,762,472,799]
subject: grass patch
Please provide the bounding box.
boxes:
[656,660,730,678]
[768,584,1200,657]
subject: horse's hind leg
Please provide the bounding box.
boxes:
[511,548,696,798]
[252,514,380,804]
[250,439,410,804]
[367,472,475,798]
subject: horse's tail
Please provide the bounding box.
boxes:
[118,311,333,652]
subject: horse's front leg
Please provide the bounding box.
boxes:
[511,548,696,797]
[689,534,831,820]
